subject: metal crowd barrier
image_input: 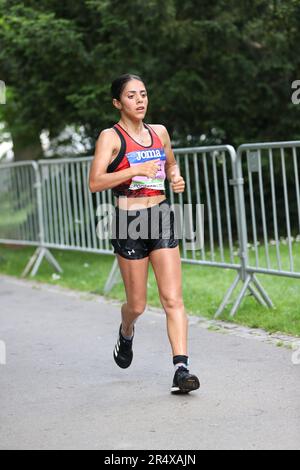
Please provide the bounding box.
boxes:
[0,161,40,246]
[238,142,300,279]
[0,160,62,277]
[38,157,114,254]
[1,141,299,317]
[215,141,300,318]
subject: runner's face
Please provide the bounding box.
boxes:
[118,80,148,119]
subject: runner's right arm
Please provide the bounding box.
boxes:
[89,129,160,193]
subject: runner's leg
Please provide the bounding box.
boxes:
[116,253,149,336]
[149,246,188,356]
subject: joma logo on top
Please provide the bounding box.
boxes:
[135,149,162,160]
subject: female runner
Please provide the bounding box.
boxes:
[89,74,200,394]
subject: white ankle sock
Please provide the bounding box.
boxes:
[174,362,188,371]
[121,325,134,341]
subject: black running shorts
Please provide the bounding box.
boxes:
[110,198,179,259]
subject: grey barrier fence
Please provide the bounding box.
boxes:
[214,141,300,318]
[0,141,299,317]
[0,161,40,246]
[238,142,300,281]
[0,160,62,277]
[39,156,114,254]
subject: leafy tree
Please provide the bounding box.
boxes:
[1,0,300,161]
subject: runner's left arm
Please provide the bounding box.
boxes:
[158,125,185,193]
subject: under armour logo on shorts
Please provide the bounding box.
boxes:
[127,249,135,256]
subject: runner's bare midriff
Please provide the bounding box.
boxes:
[116,194,167,210]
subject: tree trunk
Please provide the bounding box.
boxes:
[10,129,44,161]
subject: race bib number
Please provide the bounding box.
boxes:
[127,148,166,190]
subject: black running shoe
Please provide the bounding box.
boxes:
[171,366,200,394]
[113,323,135,369]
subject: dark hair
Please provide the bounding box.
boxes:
[111,73,145,101]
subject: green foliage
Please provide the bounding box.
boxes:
[1,0,300,149]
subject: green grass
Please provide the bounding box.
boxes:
[0,244,299,337]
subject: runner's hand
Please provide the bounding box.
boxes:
[170,169,185,193]
[132,159,161,178]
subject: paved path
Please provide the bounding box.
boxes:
[0,274,299,450]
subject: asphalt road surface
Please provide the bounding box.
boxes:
[0,274,299,450]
